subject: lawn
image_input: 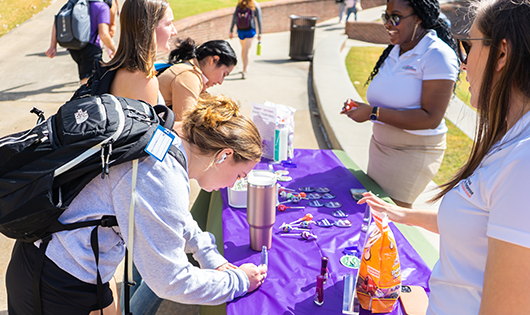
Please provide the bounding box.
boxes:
[0,0,276,39]
[0,0,53,38]
[345,46,473,185]
[169,0,276,21]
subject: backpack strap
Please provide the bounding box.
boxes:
[168,145,187,171]
[32,215,118,315]
[32,235,51,315]
[124,158,139,315]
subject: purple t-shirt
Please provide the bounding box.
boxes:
[90,2,111,48]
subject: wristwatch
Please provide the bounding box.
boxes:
[369,106,380,121]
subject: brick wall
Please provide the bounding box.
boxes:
[344,2,464,45]
[172,0,386,44]
[345,21,390,44]
[358,0,387,10]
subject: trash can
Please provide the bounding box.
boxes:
[289,15,318,61]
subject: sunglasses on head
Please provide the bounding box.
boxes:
[381,12,415,26]
[457,38,490,65]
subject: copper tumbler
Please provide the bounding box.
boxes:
[247,170,277,251]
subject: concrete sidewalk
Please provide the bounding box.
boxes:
[0,1,476,314]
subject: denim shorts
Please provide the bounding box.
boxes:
[237,28,256,40]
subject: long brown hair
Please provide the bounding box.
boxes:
[238,0,255,10]
[103,0,169,78]
[434,0,530,201]
[181,95,262,164]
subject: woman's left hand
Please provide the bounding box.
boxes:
[216,262,237,271]
[342,101,372,123]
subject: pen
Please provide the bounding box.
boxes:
[261,245,268,266]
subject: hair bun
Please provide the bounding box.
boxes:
[192,95,240,129]
[181,94,262,164]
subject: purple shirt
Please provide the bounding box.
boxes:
[90,2,110,47]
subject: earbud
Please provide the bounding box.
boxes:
[217,153,227,164]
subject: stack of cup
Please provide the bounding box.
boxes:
[247,170,277,251]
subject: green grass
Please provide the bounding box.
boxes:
[0,0,276,39]
[433,119,472,184]
[345,46,386,101]
[345,46,474,185]
[455,71,472,107]
[0,0,52,38]
[168,0,276,21]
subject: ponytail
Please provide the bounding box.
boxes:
[168,37,197,64]
[168,38,238,68]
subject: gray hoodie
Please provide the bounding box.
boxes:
[41,136,249,304]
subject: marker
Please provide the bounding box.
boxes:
[314,275,325,306]
[321,256,329,284]
[261,245,268,266]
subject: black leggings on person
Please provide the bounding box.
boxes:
[6,240,113,315]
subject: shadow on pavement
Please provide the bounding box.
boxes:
[255,59,300,64]
[316,22,336,28]
[26,50,70,58]
[323,26,345,32]
[308,63,332,150]
[0,82,78,101]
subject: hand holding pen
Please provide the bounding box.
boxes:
[261,246,268,266]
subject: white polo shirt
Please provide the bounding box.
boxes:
[366,30,459,136]
[428,111,530,315]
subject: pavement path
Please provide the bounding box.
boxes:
[0,1,476,314]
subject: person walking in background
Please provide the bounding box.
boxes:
[359,0,530,313]
[104,0,120,57]
[158,38,238,121]
[109,0,120,38]
[46,0,116,85]
[345,0,359,21]
[336,0,346,23]
[342,0,459,208]
[229,0,262,79]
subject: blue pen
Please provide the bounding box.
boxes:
[261,246,268,266]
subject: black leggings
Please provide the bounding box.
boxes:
[6,240,113,315]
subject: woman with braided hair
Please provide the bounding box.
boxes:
[158,37,238,121]
[342,0,459,208]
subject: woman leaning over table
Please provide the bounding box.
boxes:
[6,95,267,315]
[342,0,459,208]
[360,0,530,313]
[158,38,237,121]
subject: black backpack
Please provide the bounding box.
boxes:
[0,94,183,315]
[0,94,180,242]
[71,58,116,100]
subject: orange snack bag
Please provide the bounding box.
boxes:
[356,210,401,313]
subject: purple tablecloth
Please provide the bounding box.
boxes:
[222,149,431,314]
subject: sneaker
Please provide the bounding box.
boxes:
[241,72,246,79]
